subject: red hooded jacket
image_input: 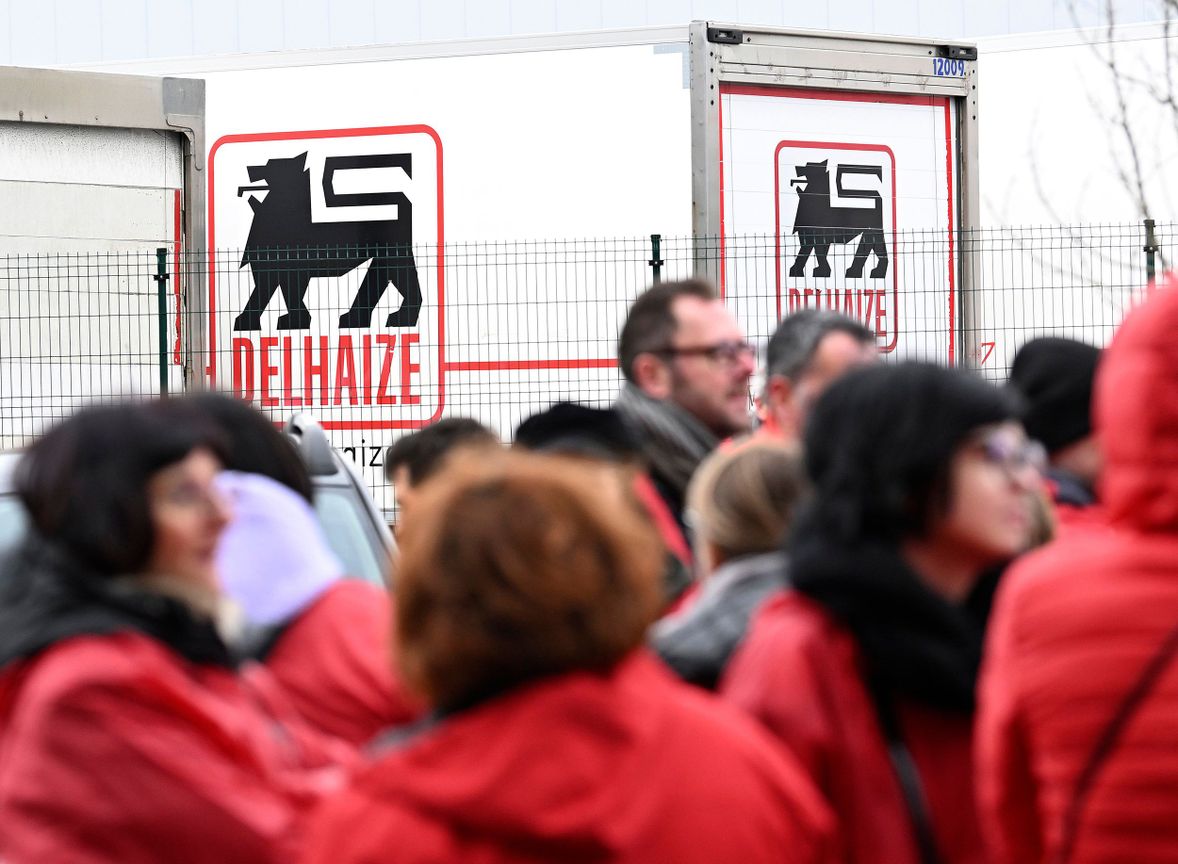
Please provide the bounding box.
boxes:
[721,591,985,864]
[977,277,1178,864]
[301,651,835,864]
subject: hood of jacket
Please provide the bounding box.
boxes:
[1096,274,1178,533]
[355,652,698,860]
[0,534,233,670]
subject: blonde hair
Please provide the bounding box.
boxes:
[687,441,809,564]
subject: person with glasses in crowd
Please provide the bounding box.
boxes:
[756,310,878,444]
[615,279,756,535]
[722,363,1040,864]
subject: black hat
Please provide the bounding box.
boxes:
[513,402,641,462]
[1008,337,1101,453]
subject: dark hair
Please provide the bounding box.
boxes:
[176,392,313,503]
[395,452,663,712]
[765,310,875,383]
[385,417,499,485]
[513,402,641,463]
[16,401,225,577]
[801,363,1020,544]
[1008,336,1101,453]
[616,279,717,382]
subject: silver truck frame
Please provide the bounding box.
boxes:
[688,21,980,364]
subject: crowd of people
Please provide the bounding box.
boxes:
[0,273,1175,864]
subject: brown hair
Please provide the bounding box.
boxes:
[617,279,717,382]
[687,440,809,565]
[393,452,664,711]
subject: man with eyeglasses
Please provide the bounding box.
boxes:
[757,310,878,444]
[615,279,756,534]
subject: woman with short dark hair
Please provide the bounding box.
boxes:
[303,452,834,864]
[0,402,350,864]
[181,390,314,502]
[722,363,1040,864]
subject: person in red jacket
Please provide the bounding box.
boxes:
[0,402,352,864]
[185,392,422,745]
[722,363,1040,864]
[1006,336,1106,537]
[213,470,423,745]
[756,310,877,445]
[977,275,1178,864]
[302,452,835,864]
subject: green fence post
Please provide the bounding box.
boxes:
[154,247,169,395]
[649,234,664,284]
[1144,218,1158,291]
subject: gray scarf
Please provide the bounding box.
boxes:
[615,382,719,503]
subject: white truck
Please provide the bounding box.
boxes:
[0,66,204,445]
[184,23,979,501]
[3,23,982,507]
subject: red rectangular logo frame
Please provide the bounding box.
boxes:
[774,140,899,353]
[206,124,446,430]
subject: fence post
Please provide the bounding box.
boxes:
[154,247,170,395]
[1144,218,1158,291]
[649,234,664,284]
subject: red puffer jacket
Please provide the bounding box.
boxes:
[721,591,985,864]
[0,632,351,864]
[977,276,1178,864]
[263,580,423,746]
[301,651,835,864]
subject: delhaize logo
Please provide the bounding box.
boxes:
[776,141,898,352]
[208,125,444,428]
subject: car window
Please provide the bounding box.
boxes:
[0,495,28,558]
[313,486,386,586]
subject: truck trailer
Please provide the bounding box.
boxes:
[0,65,204,445]
[3,23,980,508]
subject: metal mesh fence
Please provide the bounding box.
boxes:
[0,221,1168,513]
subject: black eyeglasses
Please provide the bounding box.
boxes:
[969,432,1048,480]
[655,341,756,366]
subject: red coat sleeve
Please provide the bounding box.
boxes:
[264,581,423,746]
[2,668,345,864]
[976,576,1044,864]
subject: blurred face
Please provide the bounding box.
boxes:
[932,422,1041,572]
[391,465,418,536]
[665,296,755,437]
[766,331,878,441]
[144,448,230,590]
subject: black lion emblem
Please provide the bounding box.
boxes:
[788,160,889,280]
[233,152,422,331]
